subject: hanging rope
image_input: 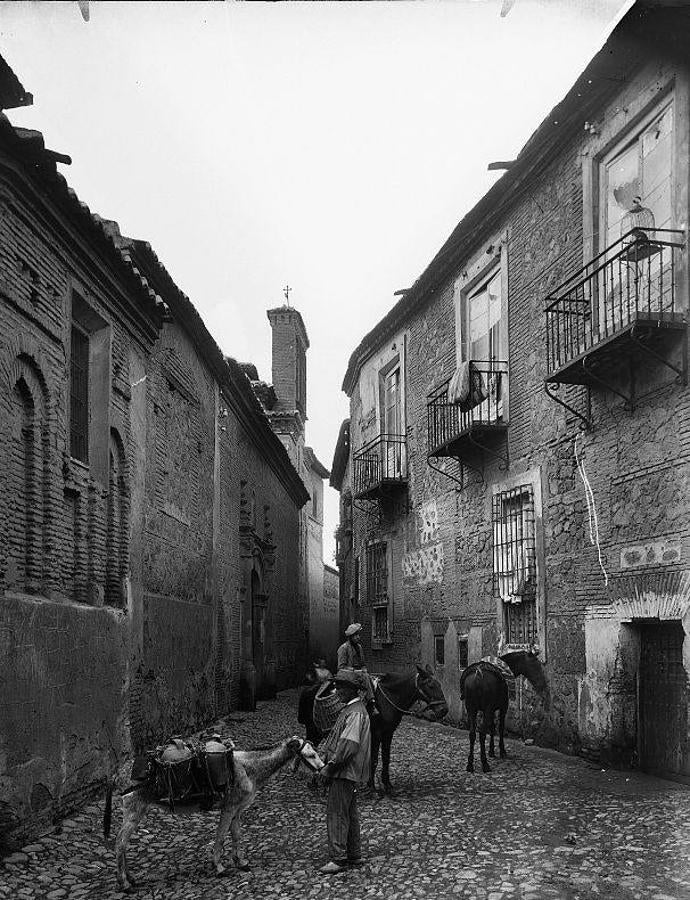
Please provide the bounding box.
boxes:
[574,434,609,587]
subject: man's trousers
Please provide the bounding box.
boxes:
[326,777,361,862]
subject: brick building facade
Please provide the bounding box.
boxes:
[0,59,308,843]
[337,1,690,779]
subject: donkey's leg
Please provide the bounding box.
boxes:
[498,705,507,759]
[212,796,237,876]
[466,708,476,773]
[479,710,491,773]
[368,726,381,791]
[230,811,250,870]
[381,729,393,794]
[115,790,149,891]
[488,709,496,758]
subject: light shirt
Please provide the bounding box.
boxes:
[321,697,371,783]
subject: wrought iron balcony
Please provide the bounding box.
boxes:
[352,433,407,501]
[545,228,686,388]
[427,361,508,460]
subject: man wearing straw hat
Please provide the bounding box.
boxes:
[337,623,378,719]
[318,669,371,874]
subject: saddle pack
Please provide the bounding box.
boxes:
[459,657,516,700]
[133,733,235,810]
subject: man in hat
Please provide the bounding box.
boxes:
[337,623,378,718]
[318,669,371,874]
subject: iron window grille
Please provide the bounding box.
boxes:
[366,541,388,606]
[492,485,536,602]
[373,606,389,643]
[70,323,89,463]
[492,484,537,645]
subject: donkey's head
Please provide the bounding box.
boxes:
[500,649,548,694]
[288,736,325,774]
[415,664,449,721]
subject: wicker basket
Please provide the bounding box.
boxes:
[313,681,344,733]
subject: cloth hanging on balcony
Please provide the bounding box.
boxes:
[447,362,487,412]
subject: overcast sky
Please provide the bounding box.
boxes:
[0,0,630,563]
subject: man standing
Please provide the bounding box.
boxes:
[318,669,371,874]
[336,623,378,717]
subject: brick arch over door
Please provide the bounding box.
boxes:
[105,428,130,607]
[3,354,52,595]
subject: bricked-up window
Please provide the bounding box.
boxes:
[70,323,89,462]
[366,541,388,605]
[493,485,537,645]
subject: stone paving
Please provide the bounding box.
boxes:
[1,689,689,900]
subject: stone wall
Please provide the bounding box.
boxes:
[345,52,690,767]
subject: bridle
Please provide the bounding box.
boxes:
[294,738,324,772]
[376,673,447,719]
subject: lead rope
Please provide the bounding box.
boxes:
[375,675,436,719]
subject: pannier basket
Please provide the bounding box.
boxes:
[147,734,234,810]
[313,681,344,733]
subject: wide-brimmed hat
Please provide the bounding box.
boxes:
[333,669,362,688]
[345,622,362,637]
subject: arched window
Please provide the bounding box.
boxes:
[6,355,50,595]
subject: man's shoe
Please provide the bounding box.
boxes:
[320,861,344,874]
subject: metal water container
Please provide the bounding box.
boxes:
[204,734,231,789]
[160,737,193,764]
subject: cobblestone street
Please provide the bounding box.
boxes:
[2,690,689,900]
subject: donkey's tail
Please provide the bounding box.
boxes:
[103,779,114,842]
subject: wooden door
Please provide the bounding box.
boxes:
[638,620,689,779]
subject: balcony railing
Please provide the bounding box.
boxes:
[352,433,407,500]
[427,361,508,457]
[545,228,686,381]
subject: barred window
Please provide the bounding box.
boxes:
[493,485,537,645]
[458,636,469,669]
[70,323,89,462]
[373,606,389,643]
[366,541,388,606]
[434,636,445,666]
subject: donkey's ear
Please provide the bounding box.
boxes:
[416,664,428,678]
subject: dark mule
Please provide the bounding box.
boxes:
[298,664,449,793]
[462,650,548,774]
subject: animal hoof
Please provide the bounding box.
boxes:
[482,764,491,773]
[466,763,474,773]
[500,751,507,759]
[488,750,496,758]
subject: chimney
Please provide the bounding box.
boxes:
[266,305,310,417]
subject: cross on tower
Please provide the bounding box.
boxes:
[283,284,292,306]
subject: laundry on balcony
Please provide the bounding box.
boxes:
[447,361,487,412]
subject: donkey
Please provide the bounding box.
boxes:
[299,664,449,793]
[104,735,323,891]
[462,649,548,774]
